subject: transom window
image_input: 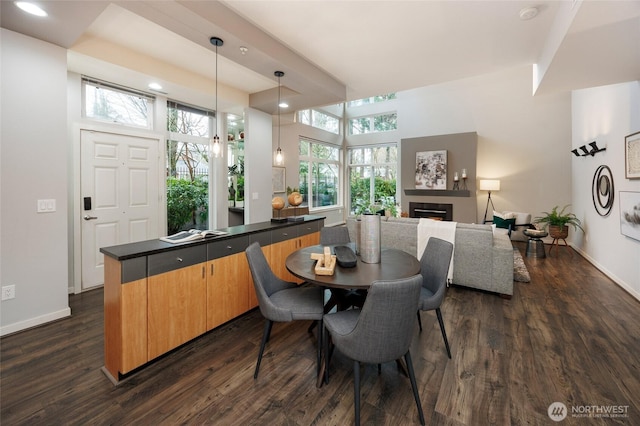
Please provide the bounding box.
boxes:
[347,93,396,107]
[82,77,153,129]
[349,113,397,135]
[299,139,341,209]
[298,109,340,134]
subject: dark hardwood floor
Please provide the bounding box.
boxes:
[2,243,639,425]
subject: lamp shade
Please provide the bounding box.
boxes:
[479,179,500,191]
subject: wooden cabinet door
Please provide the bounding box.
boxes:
[147,263,207,360]
[207,253,250,330]
[270,238,302,283]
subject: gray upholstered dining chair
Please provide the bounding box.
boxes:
[319,225,364,312]
[323,275,425,426]
[417,237,454,358]
[319,225,350,246]
[245,242,324,379]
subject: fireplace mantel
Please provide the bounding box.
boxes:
[403,189,470,197]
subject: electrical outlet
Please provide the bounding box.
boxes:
[2,285,15,301]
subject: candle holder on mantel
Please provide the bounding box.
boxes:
[453,171,460,190]
[461,168,468,190]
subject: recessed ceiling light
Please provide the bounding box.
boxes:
[519,6,538,21]
[15,1,47,17]
[148,82,163,91]
[279,102,289,108]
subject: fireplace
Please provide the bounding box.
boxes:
[409,202,453,221]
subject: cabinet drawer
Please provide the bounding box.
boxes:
[208,235,249,260]
[249,231,271,247]
[148,245,206,277]
[271,226,297,244]
[296,221,320,237]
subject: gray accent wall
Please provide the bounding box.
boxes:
[401,132,478,223]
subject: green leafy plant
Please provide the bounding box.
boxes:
[166,177,208,234]
[534,205,584,232]
[379,196,399,217]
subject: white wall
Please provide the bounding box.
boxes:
[244,107,273,224]
[571,81,640,299]
[397,65,573,224]
[1,30,71,335]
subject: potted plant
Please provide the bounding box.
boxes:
[534,205,584,239]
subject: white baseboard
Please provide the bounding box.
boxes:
[573,246,640,302]
[0,307,71,337]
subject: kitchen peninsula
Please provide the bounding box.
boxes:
[100,215,324,384]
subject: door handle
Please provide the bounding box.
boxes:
[83,215,98,221]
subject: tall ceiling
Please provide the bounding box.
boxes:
[2,0,639,115]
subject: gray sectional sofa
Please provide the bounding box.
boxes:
[345,216,514,297]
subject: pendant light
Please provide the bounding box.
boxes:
[274,71,284,165]
[210,36,223,158]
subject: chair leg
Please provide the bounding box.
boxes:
[254,319,273,379]
[417,310,422,332]
[317,319,323,376]
[435,308,452,359]
[404,351,426,426]
[323,324,330,384]
[353,360,361,426]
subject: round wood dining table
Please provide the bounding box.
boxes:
[286,244,421,289]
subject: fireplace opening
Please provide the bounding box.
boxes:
[409,202,453,221]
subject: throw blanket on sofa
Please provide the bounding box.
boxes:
[417,218,457,282]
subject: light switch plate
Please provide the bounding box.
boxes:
[37,199,56,213]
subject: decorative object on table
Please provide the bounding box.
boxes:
[271,196,287,223]
[287,191,305,221]
[534,205,584,255]
[452,171,460,190]
[333,245,357,268]
[272,167,285,193]
[461,168,468,190]
[360,213,381,263]
[311,247,337,275]
[619,191,640,241]
[415,150,447,189]
[479,179,501,223]
[571,141,607,157]
[592,165,614,217]
[625,131,640,179]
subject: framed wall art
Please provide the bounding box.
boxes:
[415,150,447,189]
[624,131,640,179]
[272,167,286,193]
[619,191,640,241]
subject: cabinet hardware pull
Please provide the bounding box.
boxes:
[176,257,183,262]
[202,267,205,278]
[226,246,232,250]
[211,264,214,275]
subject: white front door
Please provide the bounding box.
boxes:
[81,130,160,290]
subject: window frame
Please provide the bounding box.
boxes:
[82,77,154,129]
[299,139,343,211]
[347,144,398,214]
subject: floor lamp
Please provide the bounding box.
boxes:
[479,179,500,223]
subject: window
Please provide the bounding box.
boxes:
[347,93,396,107]
[299,140,341,209]
[297,109,340,134]
[348,145,397,214]
[166,102,213,233]
[83,78,153,128]
[349,113,397,135]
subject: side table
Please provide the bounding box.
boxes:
[523,229,548,258]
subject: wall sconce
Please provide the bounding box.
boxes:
[571,141,606,157]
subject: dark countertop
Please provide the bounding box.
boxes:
[100,215,325,261]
